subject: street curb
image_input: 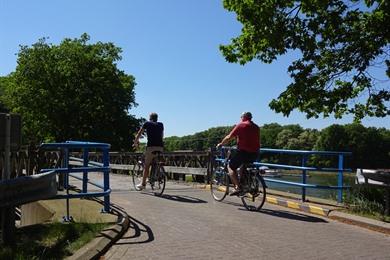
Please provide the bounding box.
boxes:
[66,204,130,260]
[200,183,390,234]
[265,196,330,216]
[327,211,390,235]
[265,195,390,235]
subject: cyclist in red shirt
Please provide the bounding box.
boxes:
[217,112,260,196]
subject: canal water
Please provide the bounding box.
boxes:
[265,172,355,200]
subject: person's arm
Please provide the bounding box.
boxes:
[216,133,234,148]
[216,126,238,148]
[133,127,145,148]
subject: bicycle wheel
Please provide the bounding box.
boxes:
[210,163,229,201]
[132,161,144,190]
[241,173,266,211]
[150,164,166,196]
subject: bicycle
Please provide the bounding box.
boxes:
[210,147,267,211]
[132,151,167,196]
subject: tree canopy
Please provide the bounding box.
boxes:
[220,0,390,121]
[0,33,140,150]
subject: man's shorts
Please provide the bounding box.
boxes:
[228,150,259,171]
[144,146,164,165]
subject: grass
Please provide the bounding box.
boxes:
[343,185,390,223]
[0,222,110,259]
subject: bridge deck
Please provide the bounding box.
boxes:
[72,173,390,259]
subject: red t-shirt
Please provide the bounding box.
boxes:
[230,120,260,152]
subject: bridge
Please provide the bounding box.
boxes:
[1,144,390,259]
[77,173,390,259]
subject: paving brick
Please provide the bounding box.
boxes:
[89,173,390,259]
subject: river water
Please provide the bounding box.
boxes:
[265,172,355,200]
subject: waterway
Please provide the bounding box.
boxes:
[265,171,355,200]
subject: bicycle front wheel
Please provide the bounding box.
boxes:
[150,165,166,196]
[210,164,229,201]
[132,161,144,191]
[241,174,266,211]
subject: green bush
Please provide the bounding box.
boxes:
[345,184,385,216]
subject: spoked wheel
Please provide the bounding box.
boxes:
[150,164,166,196]
[241,174,267,211]
[210,163,229,201]
[132,161,144,190]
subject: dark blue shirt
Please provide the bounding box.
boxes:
[143,121,164,147]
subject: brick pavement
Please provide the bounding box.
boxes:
[90,173,390,259]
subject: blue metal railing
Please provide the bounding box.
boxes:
[40,141,111,221]
[218,147,352,203]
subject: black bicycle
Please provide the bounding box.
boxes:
[210,148,267,211]
[132,151,167,196]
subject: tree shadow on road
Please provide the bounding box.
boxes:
[115,215,154,245]
[258,208,328,223]
[143,192,207,203]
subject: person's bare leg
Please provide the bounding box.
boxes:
[228,165,240,189]
[142,162,150,186]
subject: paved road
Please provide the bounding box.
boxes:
[99,173,390,260]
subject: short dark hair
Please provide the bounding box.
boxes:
[149,113,158,122]
[241,112,252,120]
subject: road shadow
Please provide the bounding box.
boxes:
[115,215,155,245]
[221,199,328,223]
[142,192,207,203]
[256,208,328,223]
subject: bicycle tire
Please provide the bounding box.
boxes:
[241,173,267,211]
[150,164,166,196]
[132,161,144,190]
[210,162,229,201]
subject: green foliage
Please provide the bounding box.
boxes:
[164,126,233,151]
[0,77,10,113]
[221,0,390,121]
[165,122,389,170]
[260,123,283,148]
[0,222,109,259]
[1,34,141,150]
[345,184,386,218]
[315,123,390,168]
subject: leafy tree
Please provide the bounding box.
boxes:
[164,126,233,151]
[0,77,10,113]
[314,123,390,168]
[260,123,283,147]
[2,34,140,150]
[220,0,390,120]
[289,129,319,150]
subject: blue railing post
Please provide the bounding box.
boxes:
[102,147,110,213]
[301,155,307,202]
[337,154,344,203]
[62,148,69,189]
[82,148,89,193]
[62,147,72,222]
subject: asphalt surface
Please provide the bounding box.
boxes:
[91,173,390,260]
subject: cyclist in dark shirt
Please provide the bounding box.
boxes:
[217,112,260,196]
[133,112,164,190]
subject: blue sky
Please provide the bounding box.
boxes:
[1,0,388,137]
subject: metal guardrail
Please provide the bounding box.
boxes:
[0,171,57,207]
[40,141,111,221]
[218,147,352,203]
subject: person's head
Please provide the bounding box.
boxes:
[241,112,252,121]
[149,112,158,122]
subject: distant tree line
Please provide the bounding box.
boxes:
[164,123,390,170]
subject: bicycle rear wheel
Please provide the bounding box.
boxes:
[210,163,229,201]
[241,174,266,211]
[150,164,166,196]
[132,161,144,190]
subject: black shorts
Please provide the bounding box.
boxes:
[228,150,258,170]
